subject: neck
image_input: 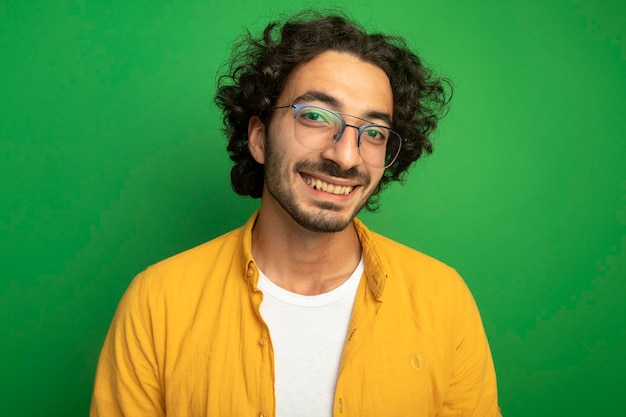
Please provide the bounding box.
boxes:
[251,202,362,296]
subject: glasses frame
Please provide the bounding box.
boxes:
[274,103,406,169]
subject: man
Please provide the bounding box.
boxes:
[91,11,501,417]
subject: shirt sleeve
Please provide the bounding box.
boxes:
[439,283,502,417]
[90,271,165,417]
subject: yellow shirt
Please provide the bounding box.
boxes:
[91,212,501,416]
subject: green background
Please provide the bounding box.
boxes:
[1,0,625,416]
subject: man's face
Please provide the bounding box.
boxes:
[254,50,393,233]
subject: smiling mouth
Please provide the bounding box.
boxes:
[303,175,355,195]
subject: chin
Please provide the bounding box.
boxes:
[295,216,352,233]
[291,204,361,233]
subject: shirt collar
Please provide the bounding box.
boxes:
[240,211,387,300]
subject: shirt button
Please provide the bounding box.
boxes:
[259,413,269,417]
[259,337,268,346]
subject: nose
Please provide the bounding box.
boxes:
[320,124,362,170]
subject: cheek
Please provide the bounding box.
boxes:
[267,133,308,168]
[369,168,385,186]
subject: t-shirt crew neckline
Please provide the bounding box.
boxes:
[257,256,364,308]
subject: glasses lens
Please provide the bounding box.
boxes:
[293,105,342,151]
[359,126,402,169]
[291,104,403,169]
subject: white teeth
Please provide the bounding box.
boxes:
[305,176,354,195]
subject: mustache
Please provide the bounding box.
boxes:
[295,160,370,185]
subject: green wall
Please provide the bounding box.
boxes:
[1,1,624,416]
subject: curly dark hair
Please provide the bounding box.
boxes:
[215,10,452,210]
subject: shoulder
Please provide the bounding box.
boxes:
[149,227,242,274]
[356,219,458,277]
[371,230,454,271]
[146,212,258,278]
[127,225,246,300]
[356,219,471,300]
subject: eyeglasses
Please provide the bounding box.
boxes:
[274,104,406,169]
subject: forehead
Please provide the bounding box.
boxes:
[277,50,393,116]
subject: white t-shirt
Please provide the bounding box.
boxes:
[258,257,364,417]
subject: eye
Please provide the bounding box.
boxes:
[362,126,388,143]
[296,106,337,126]
[303,111,324,121]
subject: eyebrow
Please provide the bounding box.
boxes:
[292,90,393,126]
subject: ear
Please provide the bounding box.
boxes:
[248,116,266,164]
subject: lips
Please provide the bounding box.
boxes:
[302,175,355,195]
